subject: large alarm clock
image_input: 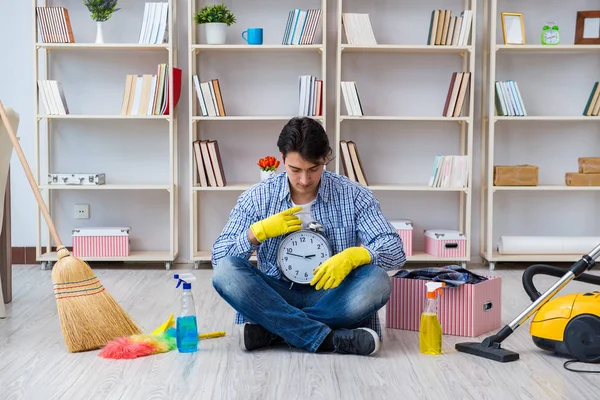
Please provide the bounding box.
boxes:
[541,22,559,45]
[277,221,333,284]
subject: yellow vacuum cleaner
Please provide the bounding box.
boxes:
[456,243,600,364]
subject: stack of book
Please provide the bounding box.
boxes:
[298,75,323,117]
[192,76,226,117]
[192,140,226,187]
[443,72,471,117]
[120,64,182,116]
[37,80,69,115]
[342,13,377,45]
[428,155,469,188]
[582,82,600,116]
[427,9,473,46]
[35,6,75,43]
[341,81,363,116]
[138,2,169,44]
[340,140,368,186]
[282,9,322,45]
[495,80,527,116]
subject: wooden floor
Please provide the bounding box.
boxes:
[1,263,599,399]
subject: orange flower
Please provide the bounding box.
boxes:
[258,156,280,171]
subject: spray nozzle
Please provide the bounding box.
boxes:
[425,282,445,298]
[174,273,196,289]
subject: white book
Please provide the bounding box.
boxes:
[155,3,169,44]
[37,80,51,115]
[138,3,150,43]
[200,81,217,116]
[192,75,207,116]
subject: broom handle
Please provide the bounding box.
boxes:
[0,101,64,248]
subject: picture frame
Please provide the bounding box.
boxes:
[575,11,600,44]
[501,12,526,45]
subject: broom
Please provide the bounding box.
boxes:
[0,101,141,352]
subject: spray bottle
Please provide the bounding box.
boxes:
[419,281,445,355]
[174,273,199,353]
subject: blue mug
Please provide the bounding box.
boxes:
[242,28,263,45]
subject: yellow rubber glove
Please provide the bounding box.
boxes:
[310,247,371,290]
[250,206,303,243]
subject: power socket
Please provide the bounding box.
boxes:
[74,204,90,219]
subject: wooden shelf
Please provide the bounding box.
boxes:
[36,114,169,120]
[36,43,169,51]
[367,184,468,192]
[39,250,174,262]
[493,185,600,191]
[192,115,323,122]
[341,44,472,54]
[340,115,470,122]
[494,116,600,122]
[192,44,322,52]
[496,44,600,53]
[40,184,171,191]
[193,183,254,191]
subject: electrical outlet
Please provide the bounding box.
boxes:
[74,204,90,219]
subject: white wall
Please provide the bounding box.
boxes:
[2,0,598,265]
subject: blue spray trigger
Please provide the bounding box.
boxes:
[174,272,196,289]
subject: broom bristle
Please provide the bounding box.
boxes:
[52,247,142,353]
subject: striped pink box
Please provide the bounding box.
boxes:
[391,220,413,256]
[385,275,502,337]
[424,229,467,258]
[72,227,130,258]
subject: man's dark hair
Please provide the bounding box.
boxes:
[277,117,333,164]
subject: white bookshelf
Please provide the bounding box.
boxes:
[189,0,327,266]
[480,0,600,270]
[335,0,477,266]
[33,0,179,270]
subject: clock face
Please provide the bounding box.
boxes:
[277,230,332,284]
[543,25,559,44]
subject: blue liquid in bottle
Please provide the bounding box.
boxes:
[176,315,198,353]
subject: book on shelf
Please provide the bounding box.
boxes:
[341,81,363,116]
[342,13,377,45]
[583,82,600,116]
[192,76,226,117]
[428,155,469,188]
[120,64,182,116]
[443,72,470,117]
[37,80,69,115]
[495,80,527,117]
[138,2,169,44]
[282,8,322,45]
[340,140,368,186]
[36,6,75,43]
[193,140,226,187]
[427,10,472,46]
[298,75,323,117]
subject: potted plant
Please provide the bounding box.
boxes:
[83,0,120,44]
[258,156,280,180]
[194,3,236,45]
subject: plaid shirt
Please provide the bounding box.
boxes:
[212,170,407,339]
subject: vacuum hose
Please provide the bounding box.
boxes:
[522,264,600,302]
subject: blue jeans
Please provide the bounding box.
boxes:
[212,255,392,352]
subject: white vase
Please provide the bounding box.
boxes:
[95,21,104,44]
[260,170,275,181]
[205,22,227,45]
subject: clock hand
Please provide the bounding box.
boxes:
[287,253,306,258]
[304,254,316,259]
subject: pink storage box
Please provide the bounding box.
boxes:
[386,275,502,337]
[424,229,467,258]
[391,220,413,256]
[72,227,130,258]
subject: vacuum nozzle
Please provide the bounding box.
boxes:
[455,326,520,363]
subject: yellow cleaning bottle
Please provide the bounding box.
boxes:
[419,281,445,355]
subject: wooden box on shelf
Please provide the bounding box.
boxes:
[578,157,600,174]
[493,165,538,186]
[565,172,600,186]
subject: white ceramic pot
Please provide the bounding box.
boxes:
[205,22,227,45]
[260,170,275,181]
[95,21,104,44]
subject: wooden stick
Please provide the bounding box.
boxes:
[0,101,64,248]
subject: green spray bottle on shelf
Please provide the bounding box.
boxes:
[419,281,445,355]
[174,273,199,353]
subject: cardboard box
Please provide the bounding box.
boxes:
[385,275,502,337]
[72,227,131,258]
[565,172,600,186]
[493,165,538,186]
[578,157,600,174]
[391,220,413,256]
[424,229,467,258]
